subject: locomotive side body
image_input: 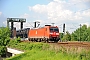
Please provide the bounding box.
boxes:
[28,25,60,42]
[28,27,48,42]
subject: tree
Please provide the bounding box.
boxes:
[61,24,90,41]
[0,27,10,46]
[0,46,6,56]
[86,27,90,41]
[65,31,71,41]
[71,32,77,41]
[60,33,64,40]
[62,31,71,41]
[71,24,90,41]
[80,25,87,41]
[0,27,10,56]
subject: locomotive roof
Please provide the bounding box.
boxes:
[31,25,58,30]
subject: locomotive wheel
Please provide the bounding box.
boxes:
[32,38,35,42]
[37,38,41,42]
[45,38,49,43]
[44,38,49,43]
[35,38,38,42]
[42,39,45,43]
[28,38,31,41]
[54,40,58,43]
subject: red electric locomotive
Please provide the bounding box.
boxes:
[28,25,60,42]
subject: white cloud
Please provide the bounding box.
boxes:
[20,13,30,18]
[82,9,90,17]
[0,12,7,27]
[29,4,47,14]
[68,0,90,4]
[29,0,90,23]
[27,0,90,32]
[3,21,7,26]
[0,12,2,16]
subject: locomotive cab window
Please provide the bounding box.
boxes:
[50,27,59,32]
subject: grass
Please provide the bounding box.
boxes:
[6,49,90,60]
[6,41,90,60]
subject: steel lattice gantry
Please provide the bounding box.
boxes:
[7,18,26,30]
[7,18,26,38]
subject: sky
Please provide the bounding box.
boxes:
[0,0,90,33]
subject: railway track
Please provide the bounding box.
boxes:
[48,41,90,51]
[47,41,90,47]
[21,40,90,52]
[58,41,90,47]
[22,40,90,47]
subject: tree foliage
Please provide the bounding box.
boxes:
[0,46,6,56]
[62,31,71,41]
[0,27,10,46]
[0,27,10,56]
[61,25,90,41]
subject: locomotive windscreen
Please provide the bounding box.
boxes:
[50,27,59,32]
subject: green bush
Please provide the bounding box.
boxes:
[15,37,21,43]
[0,46,6,56]
[7,41,49,51]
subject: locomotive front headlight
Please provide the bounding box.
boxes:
[56,33,59,35]
[50,33,53,34]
